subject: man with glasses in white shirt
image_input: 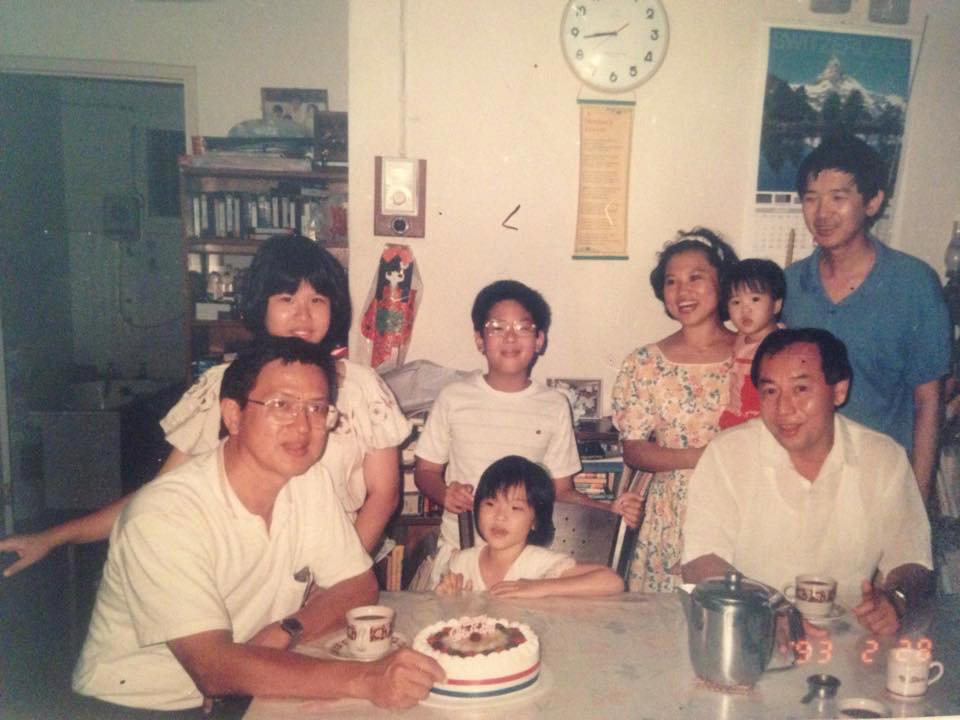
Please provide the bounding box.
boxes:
[73,338,442,717]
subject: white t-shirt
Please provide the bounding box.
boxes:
[444,544,576,592]
[681,415,932,607]
[72,443,372,711]
[415,372,582,552]
[160,358,411,516]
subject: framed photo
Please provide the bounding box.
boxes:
[261,87,328,135]
[547,378,602,423]
[313,111,348,164]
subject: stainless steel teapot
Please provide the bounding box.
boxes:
[679,571,804,689]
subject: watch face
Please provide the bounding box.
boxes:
[561,0,669,93]
[281,617,303,636]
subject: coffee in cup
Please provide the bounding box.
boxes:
[345,605,395,659]
[886,646,944,698]
[837,697,890,718]
[783,575,837,618]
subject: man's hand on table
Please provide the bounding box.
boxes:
[357,648,445,709]
[853,578,899,636]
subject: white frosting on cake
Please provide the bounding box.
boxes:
[412,615,540,699]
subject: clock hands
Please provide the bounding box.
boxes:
[582,22,629,39]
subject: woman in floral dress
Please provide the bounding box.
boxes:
[612,228,738,592]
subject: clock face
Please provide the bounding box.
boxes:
[560,0,669,93]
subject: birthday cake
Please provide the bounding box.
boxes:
[412,615,540,699]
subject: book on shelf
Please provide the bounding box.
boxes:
[182,152,313,173]
[186,190,347,245]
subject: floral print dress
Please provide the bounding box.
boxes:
[612,344,731,592]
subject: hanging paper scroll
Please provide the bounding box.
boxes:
[573,99,634,260]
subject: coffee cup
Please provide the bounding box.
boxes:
[783,574,837,618]
[886,647,944,698]
[345,605,395,659]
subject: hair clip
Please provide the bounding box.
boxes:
[665,232,723,261]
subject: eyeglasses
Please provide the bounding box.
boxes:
[246,397,339,429]
[483,319,538,337]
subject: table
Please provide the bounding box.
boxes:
[245,592,960,719]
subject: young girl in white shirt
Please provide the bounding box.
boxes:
[435,455,624,597]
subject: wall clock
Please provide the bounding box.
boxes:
[560,0,670,93]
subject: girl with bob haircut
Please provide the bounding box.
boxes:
[435,455,624,597]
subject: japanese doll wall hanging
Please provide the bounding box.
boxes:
[359,243,421,370]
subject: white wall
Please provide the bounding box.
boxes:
[350,1,960,412]
[1,0,957,415]
[0,0,349,131]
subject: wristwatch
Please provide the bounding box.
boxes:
[280,616,303,646]
[886,587,908,620]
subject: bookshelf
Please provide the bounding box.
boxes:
[177,155,348,381]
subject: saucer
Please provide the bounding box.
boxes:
[321,630,407,662]
[804,602,847,625]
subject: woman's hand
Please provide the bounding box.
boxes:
[610,493,644,528]
[435,572,471,596]
[0,532,57,577]
[443,482,474,514]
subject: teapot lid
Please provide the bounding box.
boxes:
[693,571,775,611]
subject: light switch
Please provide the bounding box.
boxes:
[374,156,426,237]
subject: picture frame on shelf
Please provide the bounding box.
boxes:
[547,378,602,424]
[313,111,348,165]
[261,87,328,136]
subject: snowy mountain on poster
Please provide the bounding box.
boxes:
[790,55,905,117]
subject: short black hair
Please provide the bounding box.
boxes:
[238,234,352,348]
[795,135,888,225]
[750,327,852,389]
[471,280,551,334]
[221,337,338,410]
[649,227,740,322]
[722,258,787,315]
[473,455,556,547]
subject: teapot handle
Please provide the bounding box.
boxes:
[767,604,806,673]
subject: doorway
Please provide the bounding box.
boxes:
[0,71,187,527]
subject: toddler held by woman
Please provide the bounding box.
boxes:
[718,258,786,430]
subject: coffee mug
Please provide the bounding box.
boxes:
[345,605,395,659]
[783,574,837,618]
[886,647,944,698]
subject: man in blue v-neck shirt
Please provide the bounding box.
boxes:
[783,136,950,506]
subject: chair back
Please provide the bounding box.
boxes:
[551,466,648,580]
[550,503,636,579]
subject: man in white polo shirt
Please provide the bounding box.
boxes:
[681,328,932,636]
[72,338,442,716]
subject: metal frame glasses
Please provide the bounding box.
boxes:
[246,397,339,429]
[483,319,538,337]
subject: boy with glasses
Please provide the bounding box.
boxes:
[414,280,643,587]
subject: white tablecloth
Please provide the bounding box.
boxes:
[245,591,960,720]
